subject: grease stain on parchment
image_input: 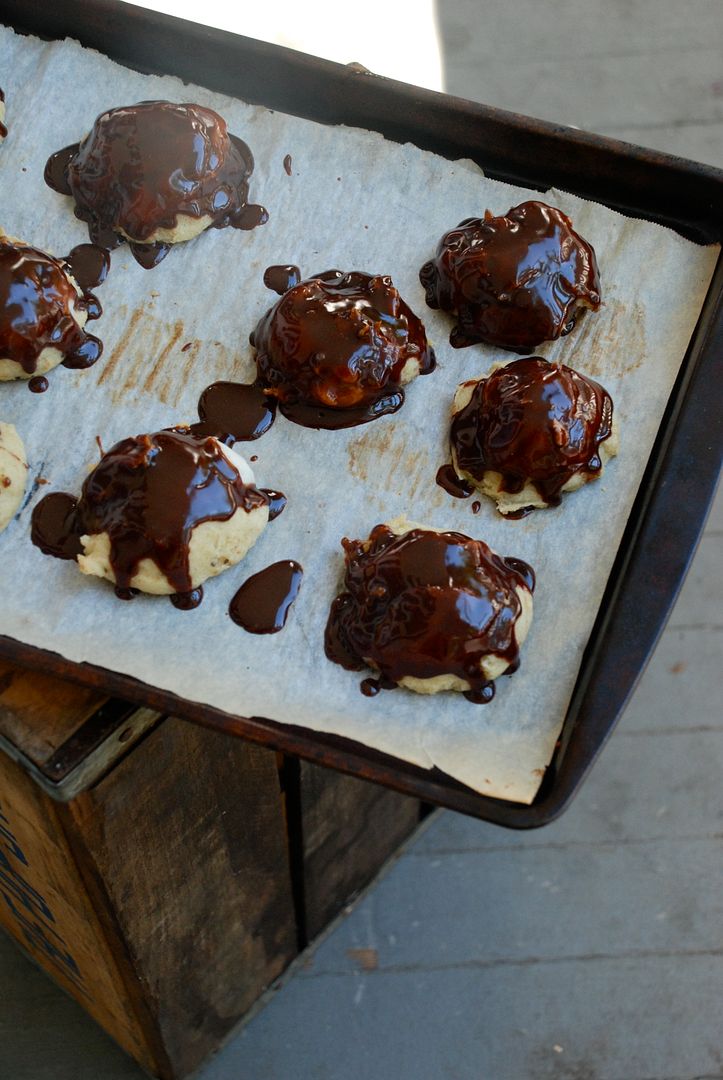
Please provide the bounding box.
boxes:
[561,297,647,378]
[348,422,447,509]
[94,306,239,408]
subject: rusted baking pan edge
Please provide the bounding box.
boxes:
[1,0,722,826]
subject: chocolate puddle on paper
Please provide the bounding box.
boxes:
[229,559,303,633]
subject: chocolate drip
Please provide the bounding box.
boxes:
[0,239,105,376]
[450,357,613,512]
[31,428,269,599]
[115,586,139,601]
[0,87,7,140]
[463,685,495,704]
[283,154,293,176]
[170,587,204,610]
[31,492,82,560]
[360,675,397,697]
[251,269,435,430]
[260,489,287,520]
[229,560,303,633]
[28,376,48,394]
[420,201,601,351]
[194,381,277,442]
[435,463,475,499]
[45,102,267,268]
[63,244,110,292]
[263,264,300,295]
[325,525,534,699]
[44,144,75,195]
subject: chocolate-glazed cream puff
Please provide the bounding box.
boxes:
[45,101,267,269]
[449,357,617,516]
[325,516,534,701]
[250,267,435,429]
[31,428,276,605]
[420,201,601,351]
[0,233,106,381]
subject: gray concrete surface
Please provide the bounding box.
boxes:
[1,2,721,1077]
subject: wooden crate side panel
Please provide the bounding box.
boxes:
[300,761,420,940]
[66,717,298,1078]
[0,748,158,1074]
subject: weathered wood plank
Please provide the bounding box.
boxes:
[299,761,420,940]
[0,747,160,1074]
[63,717,298,1078]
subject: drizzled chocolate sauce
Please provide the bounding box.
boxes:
[251,269,435,430]
[325,524,534,700]
[420,201,601,351]
[283,154,293,176]
[31,428,270,601]
[45,101,267,269]
[450,357,614,513]
[0,239,107,377]
[435,463,475,499]
[260,489,287,520]
[263,264,300,295]
[170,587,204,610]
[0,87,7,140]
[28,376,48,394]
[229,559,303,633]
[31,492,82,560]
[194,381,277,443]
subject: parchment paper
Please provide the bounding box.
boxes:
[0,28,718,803]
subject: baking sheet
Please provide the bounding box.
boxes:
[0,27,718,804]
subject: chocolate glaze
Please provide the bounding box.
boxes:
[325,524,534,700]
[63,244,110,293]
[360,675,397,697]
[195,381,277,442]
[0,238,105,376]
[229,559,303,633]
[115,586,139,601]
[450,357,613,513]
[170,587,204,610]
[435,463,475,500]
[31,428,269,599]
[420,201,601,351]
[471,500,481,515]
[0,87,7,140]
[31,492,82,560]
[251,269,435,430]
[28,376,48,394]
[260,489,287,521]
[45,102,267,269]
[263,264,300,295]
[283,154,293,176]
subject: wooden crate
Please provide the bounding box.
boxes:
[0,660,421,1078]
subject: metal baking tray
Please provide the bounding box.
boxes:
[1,0,721,827]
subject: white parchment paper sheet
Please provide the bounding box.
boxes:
[0,28,718,802]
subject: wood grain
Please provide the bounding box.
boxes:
[0,748,159,1074]
[62,717,298,1078]
[299,761,420,940]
